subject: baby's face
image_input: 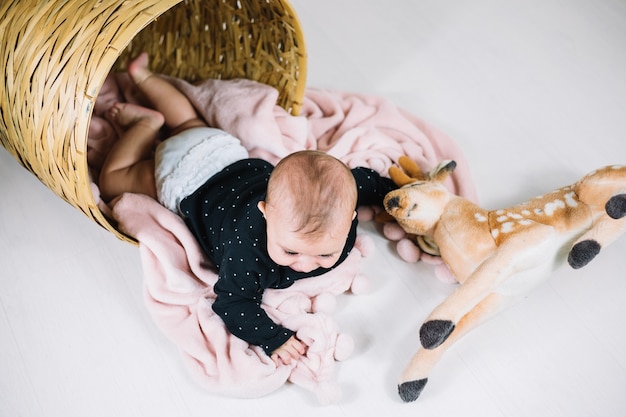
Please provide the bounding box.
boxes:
[259,202,353,273]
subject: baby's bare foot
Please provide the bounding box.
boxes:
[107,102,164,130]
[127,52,152,85]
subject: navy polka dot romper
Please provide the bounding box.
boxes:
[180,158,395,355]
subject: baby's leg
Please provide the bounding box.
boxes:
[98,103,164,201]
[128,53,206,134]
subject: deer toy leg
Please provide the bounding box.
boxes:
[568,195,626,269]
[399,292,514,402]
[569,165,626,268]
[420,224,557,349]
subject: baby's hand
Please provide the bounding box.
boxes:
[271,336,307,366]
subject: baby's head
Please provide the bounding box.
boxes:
[258,151,357,273]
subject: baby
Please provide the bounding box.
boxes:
[100,53,396,366]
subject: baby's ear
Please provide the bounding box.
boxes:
[257,201,266,216]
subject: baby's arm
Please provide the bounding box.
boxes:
[351,167,397,207]
[271,335,307,366]
[212,263,296,356]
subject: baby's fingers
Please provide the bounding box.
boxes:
[292,339,307,355]
[272,349,294,366]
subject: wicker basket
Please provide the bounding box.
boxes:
[0,0,307,244]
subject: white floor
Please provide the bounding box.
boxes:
[2,0,626,416]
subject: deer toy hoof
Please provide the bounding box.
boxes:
[606,194,626,219]
[398,378,428,402]
[568,239,601,269]
[420,319,455,349]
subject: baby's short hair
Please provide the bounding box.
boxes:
[266,151,357,237]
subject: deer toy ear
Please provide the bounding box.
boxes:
[388,156,425,187]
[429,160,457,182]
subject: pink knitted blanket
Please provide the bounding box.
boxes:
[89,75,477,403]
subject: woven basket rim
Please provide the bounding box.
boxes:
[0,0,307,245]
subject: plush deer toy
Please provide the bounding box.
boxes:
[383,157,626,402]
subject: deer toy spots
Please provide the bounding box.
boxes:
[383,157,626,402]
